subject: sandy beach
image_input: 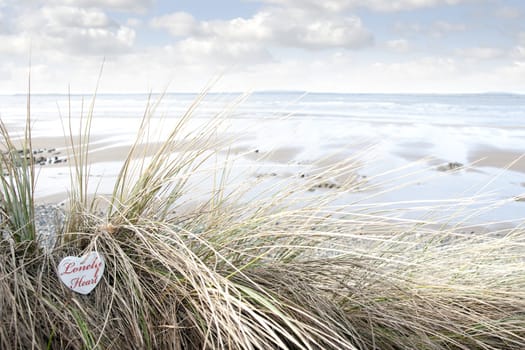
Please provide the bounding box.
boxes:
[468,146,525,174]
[24,124,523,229]
[0,92,520,226]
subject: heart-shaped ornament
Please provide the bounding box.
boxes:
[57,252,105,295]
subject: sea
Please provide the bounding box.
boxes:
[1,92,524,227]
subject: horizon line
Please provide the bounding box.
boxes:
[1,90,524,96]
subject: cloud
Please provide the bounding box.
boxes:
[255,0,354,12]
[151,11,272,64]
[364,0,470,12]
[221,54,469,93]
[455,47,504,60]
[171,38,274,65]
[386,39,409,52]
[372,56,458,79]
[395,19,467,38]
[433,20,466,32]
[151,12,199,37]
[0,0,522,94]
[41,5,116,28]
[496,6,522,20]
[511,32,525,60]
[152,8,373,52]
[487,61,525,92]
[514,46,525,59]
[17,6,136,56]
[125,17,142,27]
[257,0,474,12]
[0,34,31,55]
[276,12,372,49]
[52,0,154,13]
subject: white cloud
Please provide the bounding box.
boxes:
[221,54,472,93]
[200,13,272,42]
[151,12,199,37]
[17,6,135,55]
[433,20,466,32]
[257,0,353,12]
[0,34,31,55]
[514,47,525,60]
[455,47,504,60]
[372,57,458,80]
[431,20,466,37]
[394,19,467,38]
[364,0,469,12]
[511,33,525,60]
[483,61,525,92]
[172,38,273,65]
[42,5,115,28]
[257,0,474,12]
[151,12,272,64]
[125,17,142,27]
[496,6,522,19]
[0,0,522,94]
[386,38,409,52]
[393,21,422,34]
[52,0,153,13]
[281,13,371,49]
[151,8,373,52]
[0,13,6,33]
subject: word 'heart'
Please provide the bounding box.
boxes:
[57,252,105,295]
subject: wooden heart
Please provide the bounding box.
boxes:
[57,252,105,295]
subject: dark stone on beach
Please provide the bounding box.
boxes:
[255,172,278,179]
[310,179,341,191]
[437,162,463,172]
[4,148,67,168]
[254,149,259,153]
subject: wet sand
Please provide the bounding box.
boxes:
[393,141,525,174]
[468,146,525,174]
[25,132,525,224]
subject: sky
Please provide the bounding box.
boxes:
[0,0,524,93]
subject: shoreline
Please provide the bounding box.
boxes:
[27,135,525,227]
[26,135,525,173]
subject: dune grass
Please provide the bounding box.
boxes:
[0,92,36,245]
[1,90,524,349]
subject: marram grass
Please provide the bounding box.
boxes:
[1,91,524,349]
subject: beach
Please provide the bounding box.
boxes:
[2,92,524,226]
